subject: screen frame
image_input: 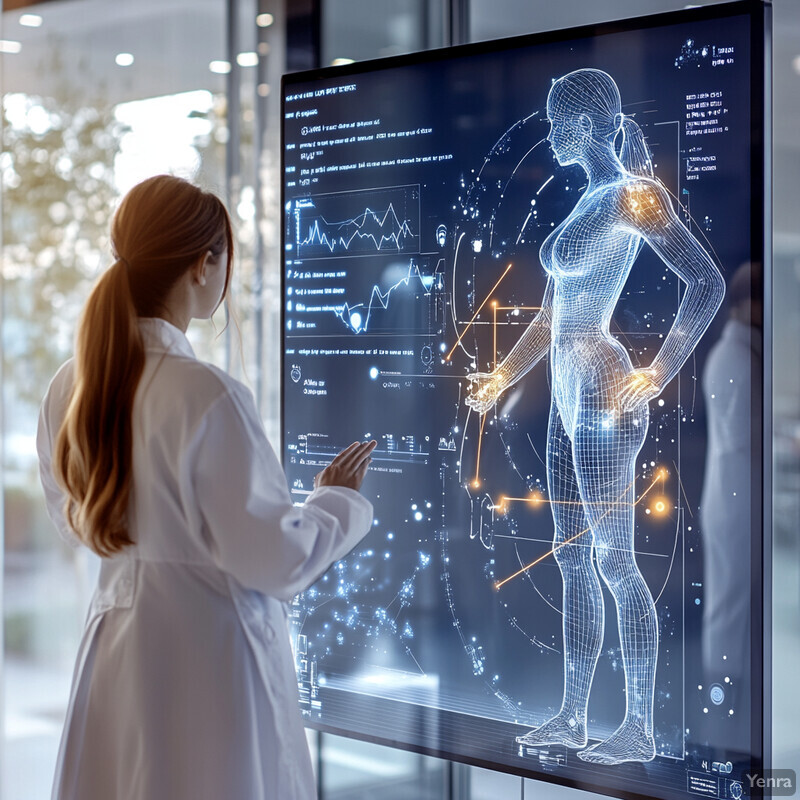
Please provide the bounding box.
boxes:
[279,2,772,795]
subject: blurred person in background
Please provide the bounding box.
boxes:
[700,262,762,755]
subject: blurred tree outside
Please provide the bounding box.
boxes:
[2,92,125,411]
[1,59,237,563]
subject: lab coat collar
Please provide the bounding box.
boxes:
[138,317,196,359]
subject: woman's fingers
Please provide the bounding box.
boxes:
[355,441,377,465]
[332,441,360,463]
[315,442,376,491]
[355,457,372,482]
[333,440,377,472]
[343,440,376,464]
[329,442,363,471]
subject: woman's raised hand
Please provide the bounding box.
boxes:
[465,371,507,415]
[314,440,377,491]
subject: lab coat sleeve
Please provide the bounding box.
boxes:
[36,362,82,549]
[190,387,374,600]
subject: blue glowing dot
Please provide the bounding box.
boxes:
[350,312,362,331]
[414,511,423,521]
[384,552,391,560]
[439,342,447,352]
[387,532,394,540]
[695,598,701,605]
[369,366,379,380]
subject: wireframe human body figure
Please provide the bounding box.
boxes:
[466,69,725,764]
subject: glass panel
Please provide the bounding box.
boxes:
[523,777,587,798]
[235,0,287,439]
[322,0,443,65]
[1,1,227,797]
[319,733,447,799]
[468,765,520,799]
[469,0,731,41]
[771,0,800,771]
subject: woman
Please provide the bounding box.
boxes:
[37,175,376,799]
[466,69,725,764]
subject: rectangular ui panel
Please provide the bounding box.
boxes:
[281,3,768,799]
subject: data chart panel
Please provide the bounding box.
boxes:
[281,4,768,799]
[292,186,420,259]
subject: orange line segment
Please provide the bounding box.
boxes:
[445,263,512,361]
[494,469,666,590]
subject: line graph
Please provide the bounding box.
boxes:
[303,205,414,253]
[293,185,420,259]
[337,258,445,334]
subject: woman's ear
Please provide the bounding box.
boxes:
[192,252,212,288]
[578,113,593,137]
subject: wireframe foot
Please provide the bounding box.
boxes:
[516,713,587,749]
[576,718,655,764]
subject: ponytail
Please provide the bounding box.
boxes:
[618,115,654,178]
[53,175,234,557]
[54,260,144,556]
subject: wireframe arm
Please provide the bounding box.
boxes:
[617,180,726,409]
[466,278,553,413]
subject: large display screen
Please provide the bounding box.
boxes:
[281,3,769,798]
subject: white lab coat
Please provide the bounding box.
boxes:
[37,317,373,800]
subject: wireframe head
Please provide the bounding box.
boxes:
[546,69,624,166]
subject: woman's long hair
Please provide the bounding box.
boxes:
[53,175,234,557]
